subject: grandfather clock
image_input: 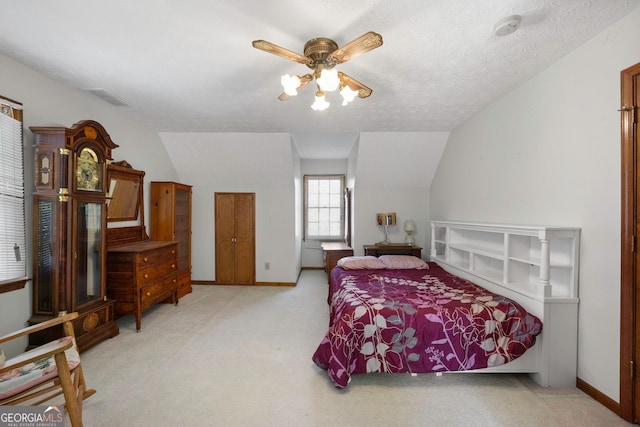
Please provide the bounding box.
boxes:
[30,120,119,351]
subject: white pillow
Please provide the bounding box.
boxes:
[378,255,429,269]
[337,256,387,270]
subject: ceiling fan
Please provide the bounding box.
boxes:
[252,32,383,110]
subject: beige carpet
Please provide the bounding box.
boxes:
[72,270,629,427]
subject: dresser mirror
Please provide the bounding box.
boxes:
[106,160,148,248]
[107,160,144,223]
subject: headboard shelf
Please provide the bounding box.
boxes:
[430,221,580,301]
[430,220,581,387]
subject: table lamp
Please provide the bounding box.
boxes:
[404,220,416,245]
[376,212,396,245]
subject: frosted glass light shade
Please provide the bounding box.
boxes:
[311,93,330,111]
[281,74,301,96]
[340,86,358,106]
[317,69,340,92]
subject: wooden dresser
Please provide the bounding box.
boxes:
[106,239,178,332]
[363,244,422,258]
[321,242,354,284]
[105,162,180,332]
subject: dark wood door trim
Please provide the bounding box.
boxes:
[621,61,640,423]
[214,192,256,285]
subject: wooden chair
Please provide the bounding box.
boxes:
[0,312,95,427]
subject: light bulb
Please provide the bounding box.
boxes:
[311,92,330,111]
[340,85,358,106]
[316,69,339,92]
[281,74,301,96]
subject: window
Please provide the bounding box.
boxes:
[304,175,345,241]
[0,97,27,293]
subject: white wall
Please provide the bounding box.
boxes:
[292,142,302,277]
[430,8,640,402]
[190,186,296,283]
[0,53,178,357]
[353,132,449,255]
[159,133,298,283]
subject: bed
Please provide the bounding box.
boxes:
[312,255,543,388]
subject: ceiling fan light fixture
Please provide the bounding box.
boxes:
[281,74,301,96]
[253,31,383,111]
[340,85,358,106]
[311,92,330,111]
[317,68,340,92]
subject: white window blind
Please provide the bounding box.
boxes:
[0,102,26,282]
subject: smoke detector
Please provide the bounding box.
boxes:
[494,15,522,37]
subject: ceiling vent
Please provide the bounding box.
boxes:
[84,88,130,107]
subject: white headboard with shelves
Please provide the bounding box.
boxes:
[431,221,580,301]
[430,221,580,387]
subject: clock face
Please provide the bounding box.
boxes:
[76,148,101,191]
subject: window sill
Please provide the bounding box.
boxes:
[0,276,29,294]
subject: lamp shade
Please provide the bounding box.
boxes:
[404,220,416,232]
[311,93,330,111]
[281,74,301,96]
[376,212,396,226]
[387,213,396,225]
[317,68,340,92]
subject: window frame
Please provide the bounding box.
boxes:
[0,96,28,294]
[303,174,346,242]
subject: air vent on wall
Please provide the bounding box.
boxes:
[84,88,130,107]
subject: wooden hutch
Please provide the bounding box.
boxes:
[150,182,192,299]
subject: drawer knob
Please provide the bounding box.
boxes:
[143,257,148,262]
[173,279,177,283]
[171,264,176,269]
[146,291,151,296]
[144,273,149,279]
[172,250,175,254]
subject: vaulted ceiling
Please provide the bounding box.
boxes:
[1,1,638,156]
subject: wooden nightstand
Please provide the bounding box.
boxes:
[363,244,422,258]
[321,242,353,284]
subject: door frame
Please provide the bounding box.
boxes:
[620,61,640,422]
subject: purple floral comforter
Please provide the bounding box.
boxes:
[312,263,542,388]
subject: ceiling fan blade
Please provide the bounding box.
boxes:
[278,74,313,101]
[252,40,310,65]
[328,31,383,64]
[338,72,373,98]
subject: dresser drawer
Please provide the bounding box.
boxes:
[136,246,177,269]
[140,274,178,307]
[135,257,177,284]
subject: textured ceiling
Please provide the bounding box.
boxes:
[0,1,638,141]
